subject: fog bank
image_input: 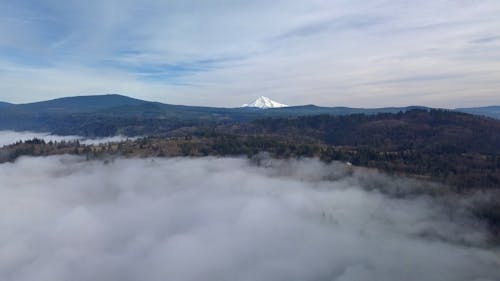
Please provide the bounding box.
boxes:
[0,130,135,147]
[0,156,498,281]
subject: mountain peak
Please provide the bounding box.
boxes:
[241,96,288,109]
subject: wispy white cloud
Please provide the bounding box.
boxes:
[0,0,499,107]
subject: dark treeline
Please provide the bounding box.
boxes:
[1,109,499,191]
[250,109,500,154]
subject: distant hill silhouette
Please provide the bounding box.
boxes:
[0,94,499,135]
[0,101,11,108]
[0,94,435,135]
[457,106,500,120]
[2,94,146,114]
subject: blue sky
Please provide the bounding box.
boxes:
[0,0,499,107]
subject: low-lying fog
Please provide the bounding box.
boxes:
[0,156,498,281]
[0,130,134,147]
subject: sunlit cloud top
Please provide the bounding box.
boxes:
[1,0,499,107]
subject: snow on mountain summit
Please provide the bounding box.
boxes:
[241,96,288,109]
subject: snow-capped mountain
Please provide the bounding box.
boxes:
[241,96,288,109]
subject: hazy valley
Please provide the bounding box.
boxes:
[1,95,500,277]
[2,1,500,279]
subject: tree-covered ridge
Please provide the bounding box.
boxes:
[2,109,499,190]
[1,109,499,191]
[250,109,500,153]
[244,110,500,189]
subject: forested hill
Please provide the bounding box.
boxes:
[457,106,500,120]
[0,102,11,108]
[249,109,500,154]
[1,94,147,113]
[2,109,499,191]
[232,109,500,190]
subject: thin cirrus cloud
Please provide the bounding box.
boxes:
[0,0,499,107]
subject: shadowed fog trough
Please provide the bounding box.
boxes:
[0,156,499,281]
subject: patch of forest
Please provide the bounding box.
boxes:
[2,109,500,191]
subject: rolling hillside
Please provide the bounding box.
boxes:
[0,102,11,108]
[457,106,500,120]
[0,94,498,136]
[1,94,147,114]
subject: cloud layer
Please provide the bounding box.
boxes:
[1,1,499,107]
[0,156,498,281]
[0,130,135,147]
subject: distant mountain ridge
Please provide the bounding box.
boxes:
[0,94,499,136]
[0,94,434,116]
[456,106,500,120]
[0,102,11,108]
[1,94,498,117]
[2,94,146,114]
